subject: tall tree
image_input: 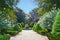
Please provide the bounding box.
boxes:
[15,8,26,23]
[0,0,19,20]
[0,0,19,33]
[35,0,60,12]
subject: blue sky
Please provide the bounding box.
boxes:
[17,0,38,13]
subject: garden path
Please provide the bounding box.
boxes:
[10,30,49,40]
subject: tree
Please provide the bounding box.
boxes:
[35,0,60,12]
[0,0,19,33]
[29,8,39,21]
[0,0,19,20]
[34,8,46,16]
[15,8,26,23]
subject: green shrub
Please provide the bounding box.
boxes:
[38,28,48,35]
[0,34,10,40]
[33,22,48,35]
[46,10,60,40]
[13,24,22,32]
[29,22,34,28]
[0,18,11,34]
[17,23,22,31]
[38,9,57,32]
[20,22,25,28]
[52,10,60,33]
[5,23,23,35]
[6,30,18,36]
[3,34,10,40]
[49,10,60,40]
[47,32,60,40]
[32,22,41,32]
[47,33,55,40]
[0,35,3,40]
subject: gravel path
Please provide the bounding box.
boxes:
[10,30,49,40]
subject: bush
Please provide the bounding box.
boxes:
[20,22,25,28]
[49,10,60,40]
[5,23,23,35]
[16,23,23,31]
[38,9,57,32]
[38,28,48,35]
[29,22,34,28]
[33,22,48,35]
[6,30,18,36]
[0,18,11,34]
[47,32,60,40]
[0,34,10,40]
[52,10,60,33]
[13,23,22,32]
[32,22,41,32]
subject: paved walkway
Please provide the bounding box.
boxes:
[10,30,49,40]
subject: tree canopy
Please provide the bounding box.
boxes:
[0,0,19,20]
[35,0,60,12]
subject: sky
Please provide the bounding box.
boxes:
[17,0,38,13]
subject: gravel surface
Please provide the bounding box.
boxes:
[10,30,49,40]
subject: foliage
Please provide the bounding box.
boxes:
[46,10,60,40]
[29,8,39,21]
[34,8,46,16]
[0,18,12,34]
[0,0,19,19]
[13,23,23,31]
[35,0,60,12]
[48,10,60,40]
[0,0,19,33]
[38,9,57,32]
[0,34,10,40]
[33,22,41,32]
[32,9,58,36]
[47,33,60,40]
[29,22,34,28]
[6,31,18,36]
[15,8,26,23]
[33,22,48,35]
[6,23,23,35]
[52,10,60,33]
